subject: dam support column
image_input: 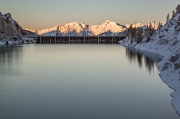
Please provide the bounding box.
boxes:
[40,36,41,43]
[98,37,99,44]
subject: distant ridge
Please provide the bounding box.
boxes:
[26,20,128,36]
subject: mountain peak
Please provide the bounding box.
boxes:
[81,22,86,25]
[105,20,111,24]
[4,13,12,18]
[71,22,79,25]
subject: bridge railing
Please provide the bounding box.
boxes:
[36,36,126,44]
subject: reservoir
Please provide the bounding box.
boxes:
[0,44,179,119]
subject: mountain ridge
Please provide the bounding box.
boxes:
[26,20,130,36]
[26,20,159,36]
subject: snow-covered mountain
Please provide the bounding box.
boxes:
[27,21,159,36]
[0,13,22,39]
[88,20,127,36]
[27,20,127,36]
[0,12,36,45]
[0,12,24,45]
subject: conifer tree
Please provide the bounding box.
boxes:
[149,22,152,28]
[172,10,175,18]
[127,24,133,37]
[131,27,136,39]
[176,4,180,13]
[136,28,143,43]
[127,24,136,40]
[146,24,149,29]
[157,22,163,30]
[166,13,170,22]
[128,24,133,30]
[144,22,155,41]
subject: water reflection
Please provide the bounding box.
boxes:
[0,44,179,119]
[126,48,163,74]
[0,45,23,78]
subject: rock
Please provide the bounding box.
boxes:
[162,62,170,71]
[0,12,3,17]
[169,54,180,63]
[4,13,12,18]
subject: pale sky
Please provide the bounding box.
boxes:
[0,0,179,30]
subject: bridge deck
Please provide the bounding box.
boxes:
[36,36,126,44]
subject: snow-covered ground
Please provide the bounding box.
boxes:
[119,13,180,115]
[0,37,35,46]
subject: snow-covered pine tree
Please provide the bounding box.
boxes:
[144,22,155,42]
[127,24,133,38]
[157,22,163,30]
[176,4,180,13]
[127,24,136,42]
[136,27,143,43]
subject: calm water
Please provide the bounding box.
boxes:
[0,44,179,119]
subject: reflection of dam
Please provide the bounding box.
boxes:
[36,36,126,44]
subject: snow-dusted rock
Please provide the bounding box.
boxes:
[0,12,36,45]
[0,12,3,17]
[4,13,12,18]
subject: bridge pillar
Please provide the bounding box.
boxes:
[40,36,41,43]
[84,37,85,44]
[98,37,99,44]
[112,37,113,44]
[69,37,70,44]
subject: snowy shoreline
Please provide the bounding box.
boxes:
[119,38,180,115]
[0,37,35,46]
[119,11,180,115]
